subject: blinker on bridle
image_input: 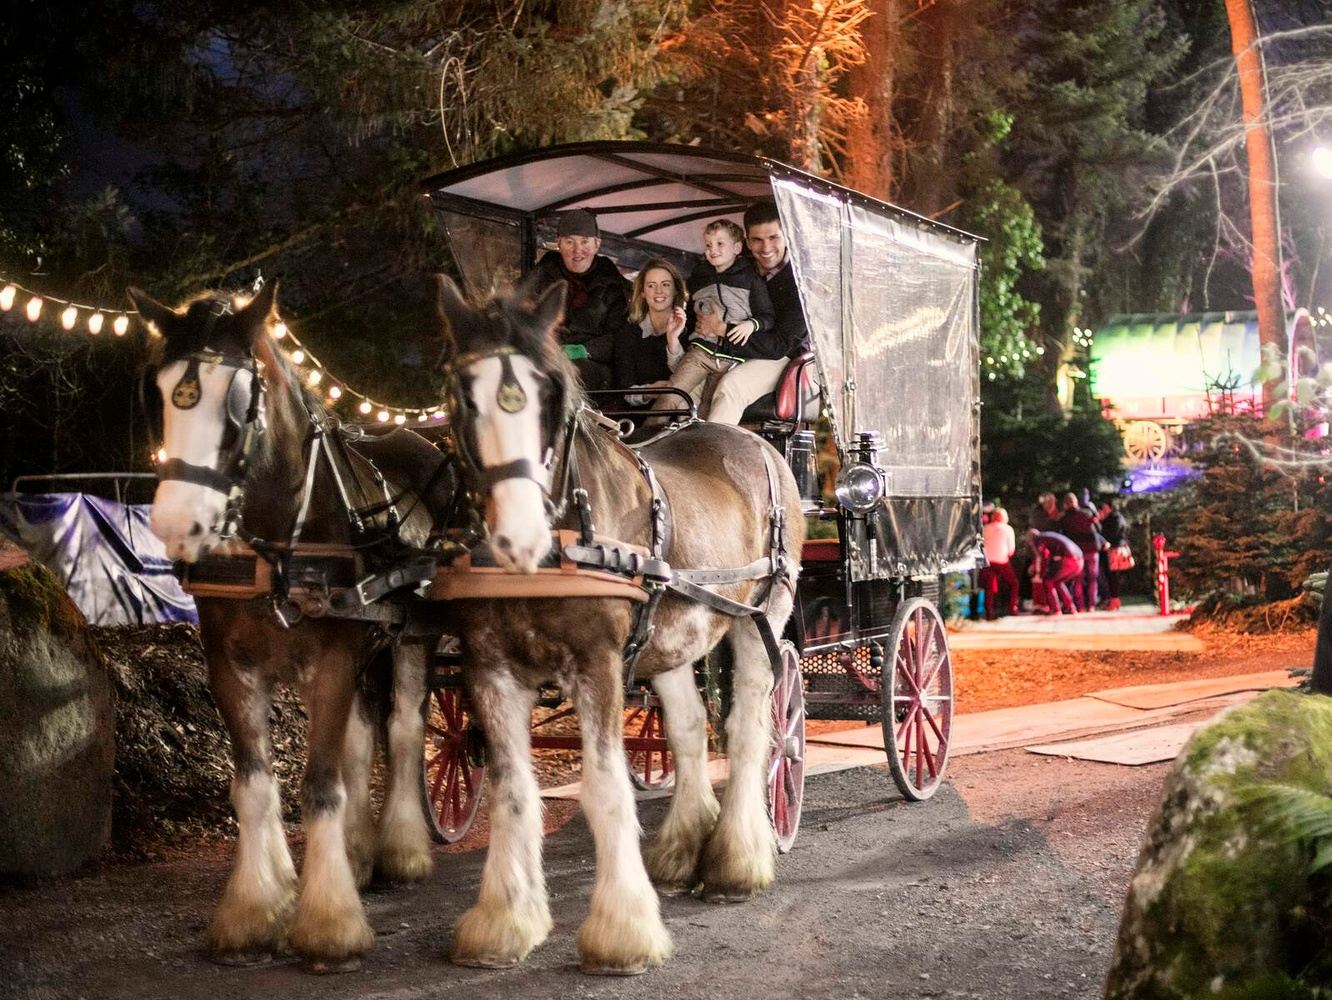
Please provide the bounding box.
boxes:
[448,345,574,505]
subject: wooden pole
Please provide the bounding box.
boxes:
[1224,0,1285,415]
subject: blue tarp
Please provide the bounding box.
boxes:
[0,493,197,625]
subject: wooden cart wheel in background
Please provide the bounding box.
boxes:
[881,598,953,801]
[421,684,485,843]
[625,703,675,791]
[768,640,806,853]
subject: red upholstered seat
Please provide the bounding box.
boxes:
[801,538,842,562]
[740,352,819,425]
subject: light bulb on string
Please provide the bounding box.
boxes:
[154,447,167,464]
[114,314,129,336]
[377,409,390,423]
[60,305,78,330]
[25,296,42,322]
[88,312,104,335]
[273,321,288,340]
[359,400,372,415]
[290,349,305,365]
[393,413,406,426]
[417,413,428,423]
[328,385,342,400]
[307,369,322,387]
[0,285,16,311]
[432,411,446,421]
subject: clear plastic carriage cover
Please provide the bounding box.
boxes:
[772,177,982,578]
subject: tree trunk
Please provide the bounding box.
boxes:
[843,0,901,199]
[1224,0,1284,414]
[901,0,956,215]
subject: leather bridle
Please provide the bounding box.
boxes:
[155,347,266,527]
[445,345,577,516]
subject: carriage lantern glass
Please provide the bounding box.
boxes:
[835,463,885,513]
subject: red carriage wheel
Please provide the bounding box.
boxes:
[625,703,675,791]
[882,598,953,801]
[767,641,806,853]
[421,684,485,843]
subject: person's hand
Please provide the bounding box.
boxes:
[666,306,686,340]
[696,309,726,340]
[725,320,755,345]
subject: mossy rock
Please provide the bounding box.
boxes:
[0,550,114,877]
[1106,690,1332,999]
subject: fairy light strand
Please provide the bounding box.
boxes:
[0,274,446,425]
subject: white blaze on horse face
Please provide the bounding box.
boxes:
[150,358,253,562]
[465,355,550,573]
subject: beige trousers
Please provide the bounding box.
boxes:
[650,347,788,425]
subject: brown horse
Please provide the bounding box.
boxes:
[129,284,454,971]
[433,276,805,974]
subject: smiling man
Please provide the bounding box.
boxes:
[530,208,631,391]
[691,200,810,424]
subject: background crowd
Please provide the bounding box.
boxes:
[980,492,1134,619]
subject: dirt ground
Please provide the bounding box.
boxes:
[0,624,1316,999]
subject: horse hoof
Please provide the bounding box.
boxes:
[209,950,273,967]
[451,954,520,970]
[305,956,363,975]
[698,886,754,904]
[581,962,649,977]
[653,882,695,898]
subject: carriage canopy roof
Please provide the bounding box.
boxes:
[423,142,981,506]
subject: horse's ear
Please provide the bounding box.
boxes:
[512,268,544,306]
[127,287,177,339]
[531,280,566,343]
[239,280,279,343]
[435,273,472,360]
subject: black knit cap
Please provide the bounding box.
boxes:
[556,208,599,239]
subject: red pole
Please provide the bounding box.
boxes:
[1153,533,1181,616]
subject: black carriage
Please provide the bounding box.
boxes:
[418,142,982,845]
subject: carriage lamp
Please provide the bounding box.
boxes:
[835,462,885,513]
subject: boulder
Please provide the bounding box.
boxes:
[1106,689,1332,999]
[0,539,115,877]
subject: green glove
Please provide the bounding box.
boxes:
[563,343,590,361]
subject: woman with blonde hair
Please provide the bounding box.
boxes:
[612,258,688,393]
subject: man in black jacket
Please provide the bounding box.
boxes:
[529,208,630,391]
[703,201,809,423]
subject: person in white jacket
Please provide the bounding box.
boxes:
[982,507,1018,619]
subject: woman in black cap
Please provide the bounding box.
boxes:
[529,208,632,391]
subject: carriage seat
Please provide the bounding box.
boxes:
[739,352,820,426]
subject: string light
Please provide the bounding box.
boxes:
[0,273,445,427]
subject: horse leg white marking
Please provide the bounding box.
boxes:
[644,665,718,892]
[451,672,551,968]
[376,642,433,882]
[342,702,376,890]
[573,655,673,974]
[208,771,297,958]
[290,790,375,968]
[701,616,778,900]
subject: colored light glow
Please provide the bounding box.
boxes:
[432,411,446,421]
